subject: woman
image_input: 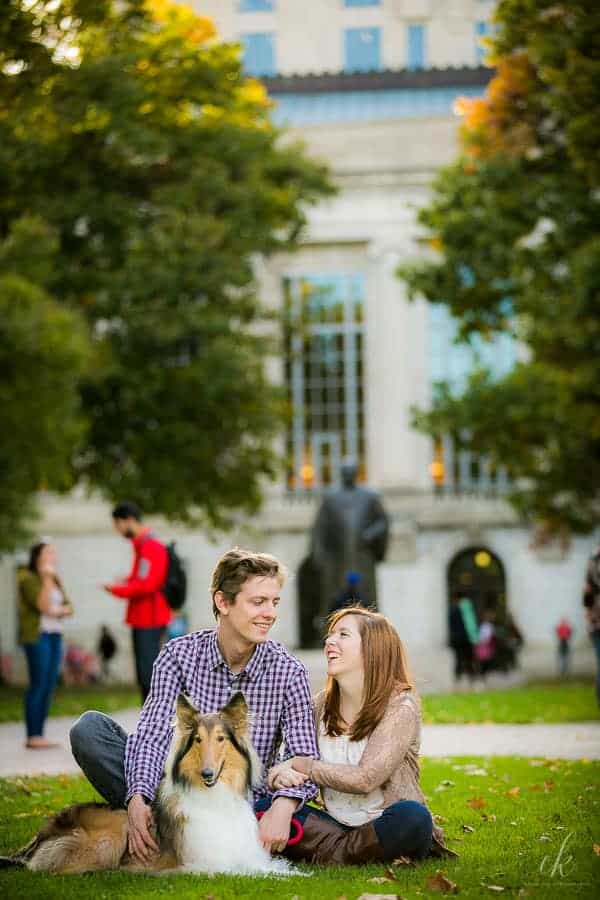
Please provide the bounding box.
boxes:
[268,607,452,864]
[18,541,74,748]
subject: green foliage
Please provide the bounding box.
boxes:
[1,760,598,898]
[0,0,333,548]
[398,0,600,533]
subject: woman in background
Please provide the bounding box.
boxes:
[18,541,74,748]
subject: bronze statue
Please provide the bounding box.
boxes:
[310,459,389,618]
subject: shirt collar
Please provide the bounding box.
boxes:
[132,527,152,549]
[207,629,271,681]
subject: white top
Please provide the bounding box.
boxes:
[318,721,384,826]
[40,585,64,634]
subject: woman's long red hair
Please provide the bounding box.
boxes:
[322,606,414,741]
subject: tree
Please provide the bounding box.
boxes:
[398,0,600,535]
[0,0,333,548]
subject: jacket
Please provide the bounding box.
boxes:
[18,569,72,644]
[107,529,171,629]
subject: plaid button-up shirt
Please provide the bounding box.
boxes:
[125,629,319,806]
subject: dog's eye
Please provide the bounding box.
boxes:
[216,735,225,743]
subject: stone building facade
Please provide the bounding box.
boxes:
[1,0,595,689]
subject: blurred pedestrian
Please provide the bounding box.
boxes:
[103,502,171,702]
[18,540,74,749]
[555,617,573,677]
[448,592,478,687]
[98,625,118,680]
[582,543,600,706]
[475,609,497,678]
[331,570,365,613]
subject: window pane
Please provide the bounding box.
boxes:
[242,32,275,76]
[284,273,366,490]
[344,27,381,73]
[407,24,425,70]
[475,21,490,64]
[344,0,380,6]
[239,1,274,11]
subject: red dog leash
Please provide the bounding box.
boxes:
[255,810,304,847]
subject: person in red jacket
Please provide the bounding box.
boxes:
[103,502,171,702]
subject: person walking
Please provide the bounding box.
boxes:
[448,592,478,688]
[98,625,118,681]
[102,502,171,703]
[582,544,600,706]
[555,617,573,677]
[18,540,74,748]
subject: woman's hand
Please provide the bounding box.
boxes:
[290,755,313,776]
[267,762,308,790]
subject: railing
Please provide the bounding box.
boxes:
[431,434,511,496]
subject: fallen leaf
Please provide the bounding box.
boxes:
[539,834,551,842]
[462,824,475,833]
[529,783,542,791]
[433,814,448,824]
[392,856,413,866]
[505,786,520,798]
[425,870,458,894]
[484,886,505,893]
[481,814,497,823]
[544,780,555,792]
[593,844,600,856]
[357,895,401,900]
[467,796,487,809]
[369,878,393,884]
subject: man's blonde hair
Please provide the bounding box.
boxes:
[210,548,287,619]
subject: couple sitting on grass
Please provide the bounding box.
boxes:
[70,548,452,865]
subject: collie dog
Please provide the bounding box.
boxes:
[5,693,288,875]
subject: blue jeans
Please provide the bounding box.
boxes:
[591,630,600,706]
[23,632,63,738]
[132,627,164,703]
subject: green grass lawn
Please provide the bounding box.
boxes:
[1,679,597,725]
[0,758,598,899]
[422,680,599,724]
[0,683,141,724]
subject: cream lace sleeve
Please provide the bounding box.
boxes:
[310,692,419,796]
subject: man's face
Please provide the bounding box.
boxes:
[113,517,135,539]
[216,575,281,646]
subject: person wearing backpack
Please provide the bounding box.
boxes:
[103,502,171,702]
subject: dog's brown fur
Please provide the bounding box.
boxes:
[4,693,256,874]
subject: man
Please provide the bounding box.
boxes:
[583,543,600,706]
[72,548,319,859]
[103,501,171,702]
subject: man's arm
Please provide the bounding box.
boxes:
[273,662,319,806]
[124,642,182,803]
[108,541,168,600]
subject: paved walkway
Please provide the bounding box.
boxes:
[1,711,598,778]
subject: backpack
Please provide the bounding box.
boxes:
[163,542,187,611]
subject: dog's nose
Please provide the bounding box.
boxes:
[201,768,214,781]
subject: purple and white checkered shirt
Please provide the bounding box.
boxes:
[125,629,319,806]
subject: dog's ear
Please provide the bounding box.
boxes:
[221,692,248,737]
[175,694,198,731]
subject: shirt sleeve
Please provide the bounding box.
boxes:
[109,541,168,600]
[272,663,319,806]
[310,693,419,796]
[124,642,183,804]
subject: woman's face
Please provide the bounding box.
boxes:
[324,614,363,679]
[37,544,57,573]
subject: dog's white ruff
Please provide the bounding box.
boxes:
[163,782,288,875]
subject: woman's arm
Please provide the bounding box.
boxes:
[295,693,419,796]
[36,573,69,618]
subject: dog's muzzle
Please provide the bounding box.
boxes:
[201,764,223,787]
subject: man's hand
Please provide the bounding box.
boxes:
[127,793,159,862]
[257,797,297,854]
[267,762,307,791]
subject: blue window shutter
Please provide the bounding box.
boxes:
[242,32,275,76]
[344,27,382,73]
[344,0,380,7]
[407,24,425,70]
[475,21,490,64]
[239,1,274,11]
